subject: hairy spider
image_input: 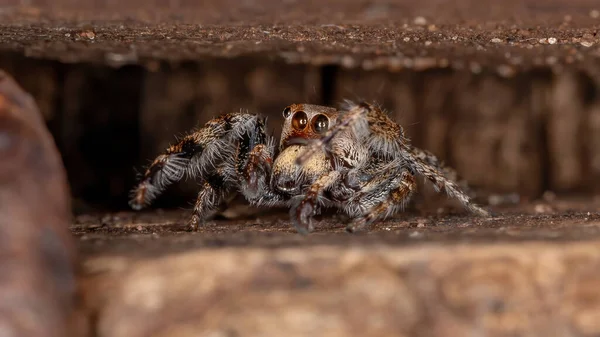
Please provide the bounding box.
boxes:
[129,101,489,234]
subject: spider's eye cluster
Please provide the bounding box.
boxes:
[311,114,329,134]
[282,107,292,118]
[292,111,308,130]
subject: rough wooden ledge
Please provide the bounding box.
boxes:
[76,199,600,337]
[81,240,600,337]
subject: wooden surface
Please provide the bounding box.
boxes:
[76,197,600,337]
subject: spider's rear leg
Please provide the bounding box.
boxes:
[407,145,475,196]
[129,133,203,210]
[345,170,417,233]
[129,113,259,210]
[401,147,490,217]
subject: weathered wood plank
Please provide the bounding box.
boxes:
[81,239,600,337]
[0,70,82,337]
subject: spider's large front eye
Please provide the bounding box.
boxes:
[283,107,291,118]
[292,111,308,130]
[311,114,329,134]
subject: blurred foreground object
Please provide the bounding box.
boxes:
[0,70,80,337]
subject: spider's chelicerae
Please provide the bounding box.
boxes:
[129,101,490,234]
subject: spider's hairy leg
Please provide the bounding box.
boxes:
[290,171,341,235]
[239,140,275,200]
[402,145,490,217]
[187,114,278,229]
[129,112,258,210]
[324,100,486,218]
[408,146,459,181]
[129,132,205,210]
[188,173,231,230]
[232,118,288,207]
[346,170,417,233]
[407,145,476,195]
[240,140,289,206]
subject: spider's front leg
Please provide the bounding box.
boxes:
[240,144,273,199]
[290,170,341,234]
[238,139,289,207]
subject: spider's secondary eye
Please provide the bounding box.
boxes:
[311,114,329,134]
[283,107,291,118]
[292,111,308,130]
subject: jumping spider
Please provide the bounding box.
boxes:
[129,101,489,234]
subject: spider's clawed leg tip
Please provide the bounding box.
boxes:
[291,219,311,235]
[289,217,309,235]
[187,215,201,231]
[128,200,143,211]
[295,228,310,236]
[345,225,365,234]
[290,211,313,235]
[485,209,497,218]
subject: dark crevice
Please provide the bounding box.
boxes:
[577,71,597,191]
[66,64,145,211]
[320,65,339,105]
[577,70,598,107]
[538,112,552,195]
[535,70,554,196]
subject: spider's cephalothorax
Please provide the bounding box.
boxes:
[129,101,489,234]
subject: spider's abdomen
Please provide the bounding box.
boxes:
[271,145,331,195]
